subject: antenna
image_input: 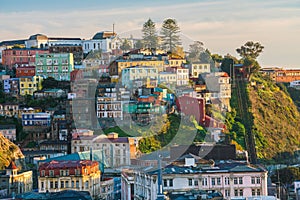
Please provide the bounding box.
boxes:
[113,23,115,35]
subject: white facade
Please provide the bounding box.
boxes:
[0,125,16,141]
[121,66,159,89]
[204,72,231,99]
[176,68,189,86]
[158,72,177,85]
[122,161,268,200]
[190,63,211,78]
[72,133,131,167]
[290,80,300,89]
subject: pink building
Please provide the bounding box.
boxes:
[2,48,49,69]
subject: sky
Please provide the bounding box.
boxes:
[0,0,299,68]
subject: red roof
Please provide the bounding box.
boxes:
[7,160,18,170]
[39,160,98,169]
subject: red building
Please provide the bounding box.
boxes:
[38,160,99,177]
[70,69,83,82]
[16,66,35,77]
[176,96,205,124]
[2,48,49,69]
[261,67,300,83]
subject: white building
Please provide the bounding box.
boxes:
[25,31,121,54]
[122,159,268,200]
[0,125,16,141]
[158,72,177,86]
[290,80,300,89]
[72,133,131,167]
[121,66,159,89]
[190,63,211,78]
[176,67,189,86]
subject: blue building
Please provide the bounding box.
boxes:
[22,112,51,127]
[3,78,19,96]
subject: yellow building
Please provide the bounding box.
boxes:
[168,58,186,67]
[19,75,43,96]
[38,160,101,199]
[0,161,33,196]
[110,60,165,76]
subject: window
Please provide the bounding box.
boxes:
[225,190,230,197]
[71,181,75,188]
[55,181,58,189]
[211,178,216,186]
[163,179,167,187]
[50,181,54,188]
[252,189,256,196]
[66,181,69,188]
[41,170,45,176]
[194,180,198,186]
[257,189,261,195]
[66,170,69,176]
[76,180,79,188]
[85,181,89,189]
[202,178,207,186]
[188,178,193,186]
[217,177,221,185]
[234,189,238,196]
[41,181,44,189]
[60,170,64,176]
[75,169,80,175]
[225,177,230,185]
[234,177,238,184]
[251,177,255,184]
[239,189,243,196]
[49,170,54,177]
[61,181,64,188]
[256,177,261,184]
[169,179,173,187]
[239,177,243,184]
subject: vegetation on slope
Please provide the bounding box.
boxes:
[249,73,300,160]
[0,133,24,169]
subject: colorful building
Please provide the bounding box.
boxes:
[16,66,36,78]
[190,62,211,78]
[35,53,74,81]
[22,112,51,127]
[0,161,33,196]
[121,66,159,89]
[0,124,16,141]
[19,75,43,96]
[38,160,101,199]
[0,103,19,117]
[1,48,48,69]
[3,78,19,96]
[71,133,131,167]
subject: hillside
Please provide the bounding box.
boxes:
[0,133,24,169]
[248,74,300,160]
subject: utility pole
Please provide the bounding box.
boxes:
[156,153,164,200]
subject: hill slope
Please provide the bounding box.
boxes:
[0,133,24,169]
[248,74,300,159]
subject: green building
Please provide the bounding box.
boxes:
[35,53,74,81]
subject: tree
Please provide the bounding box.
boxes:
[142,18,158,49]
[242,56,261,74]
[160,18,181,52]
[134,39,144,49]
[42,77,58,89]
[199,49,211,63]
[120,39,132,52]
[236,41,264,59]
[187,41,205,63]
[220,55,239,75]
[211,54,223,63]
